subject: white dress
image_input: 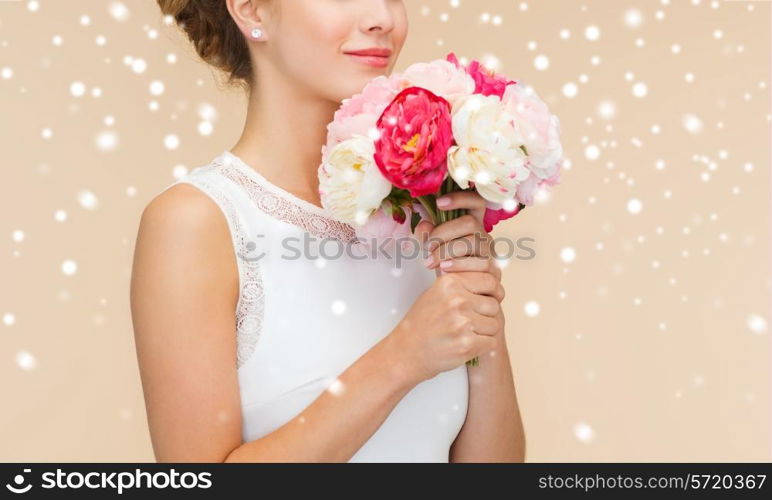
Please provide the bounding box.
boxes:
[159,150,469,462]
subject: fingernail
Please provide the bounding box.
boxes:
[424,255,434,267]
[436,196,450,207]
[440,260,452,269]
[426,240,439,252]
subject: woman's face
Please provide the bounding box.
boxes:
[255,0,408,102]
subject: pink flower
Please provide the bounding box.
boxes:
[446,52,517,99]
[322,74,407,163]
[515,173,539,206]
[354,201,428,252]
[500,83,563,181]
[401,58,476,109]
[516,159,563,206]
[483,201,522,233]
[355,201,406,242]
[373,86,454,198]
[483,161,563,231]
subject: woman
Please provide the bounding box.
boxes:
[131,0,525,462]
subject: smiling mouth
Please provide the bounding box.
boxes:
[345,54,390,68]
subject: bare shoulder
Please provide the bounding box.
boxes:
[139,182,227,236]
[130,182,243,462]
[132,181,239,311]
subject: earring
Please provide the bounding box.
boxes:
[251,27,263,40]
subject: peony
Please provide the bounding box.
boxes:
[446,93,530,203]
[401,58,476,109]
[319,53,566,368]
[318,135,392,225]
[373,86,454,198]
[481,168,561,231]
[354,201,429,253]
[514,172,539,206]
[482,199,522,233]
[446,52,516,99]
[500,83,563,181]
[322,74,407,164]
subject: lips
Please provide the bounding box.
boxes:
[346,54,390,68]
[344,48,392,58]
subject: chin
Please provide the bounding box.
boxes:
[337,80,375,99]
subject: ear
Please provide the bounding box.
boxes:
[227,0,268,38]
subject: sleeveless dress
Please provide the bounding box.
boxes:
[158,150,469,462]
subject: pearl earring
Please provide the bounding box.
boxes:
[251,27,263,39]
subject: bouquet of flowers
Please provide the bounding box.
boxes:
[318,52,564,366]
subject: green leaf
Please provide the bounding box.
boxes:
[388,187,413,206]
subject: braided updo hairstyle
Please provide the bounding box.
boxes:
[157,0,260,91]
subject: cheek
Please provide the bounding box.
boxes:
[394,11,409,48]
[276,5,350,75]
[287,0,351,50]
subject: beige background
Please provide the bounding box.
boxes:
[1,0,770,462]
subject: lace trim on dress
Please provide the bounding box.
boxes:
[214,151,359,244]
[177,172,265,370]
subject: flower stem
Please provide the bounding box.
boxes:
[416,195,440,225]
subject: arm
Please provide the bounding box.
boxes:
[130,184,419,463]
[225,334,415,462]
[449,307,526,462]
[421,192,526,462]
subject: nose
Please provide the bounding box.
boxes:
[360,0,395,35]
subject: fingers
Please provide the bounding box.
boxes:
[437,255,502,281]
[447,271,505,302]
[426,235,492,268]
[435,191,487,225]
[469,295,502,319]
[425,214,486,253]
[424,218,493,267]
[413,219,435,249]
[471,313,500,335]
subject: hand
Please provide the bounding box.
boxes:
[385,271,505,384]
[414,191,502,282]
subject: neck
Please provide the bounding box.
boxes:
[230,65,340,204]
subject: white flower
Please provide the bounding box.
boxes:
[447,93,530,203]
[318,135,391,226]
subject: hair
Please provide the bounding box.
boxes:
[157,0,259,92]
